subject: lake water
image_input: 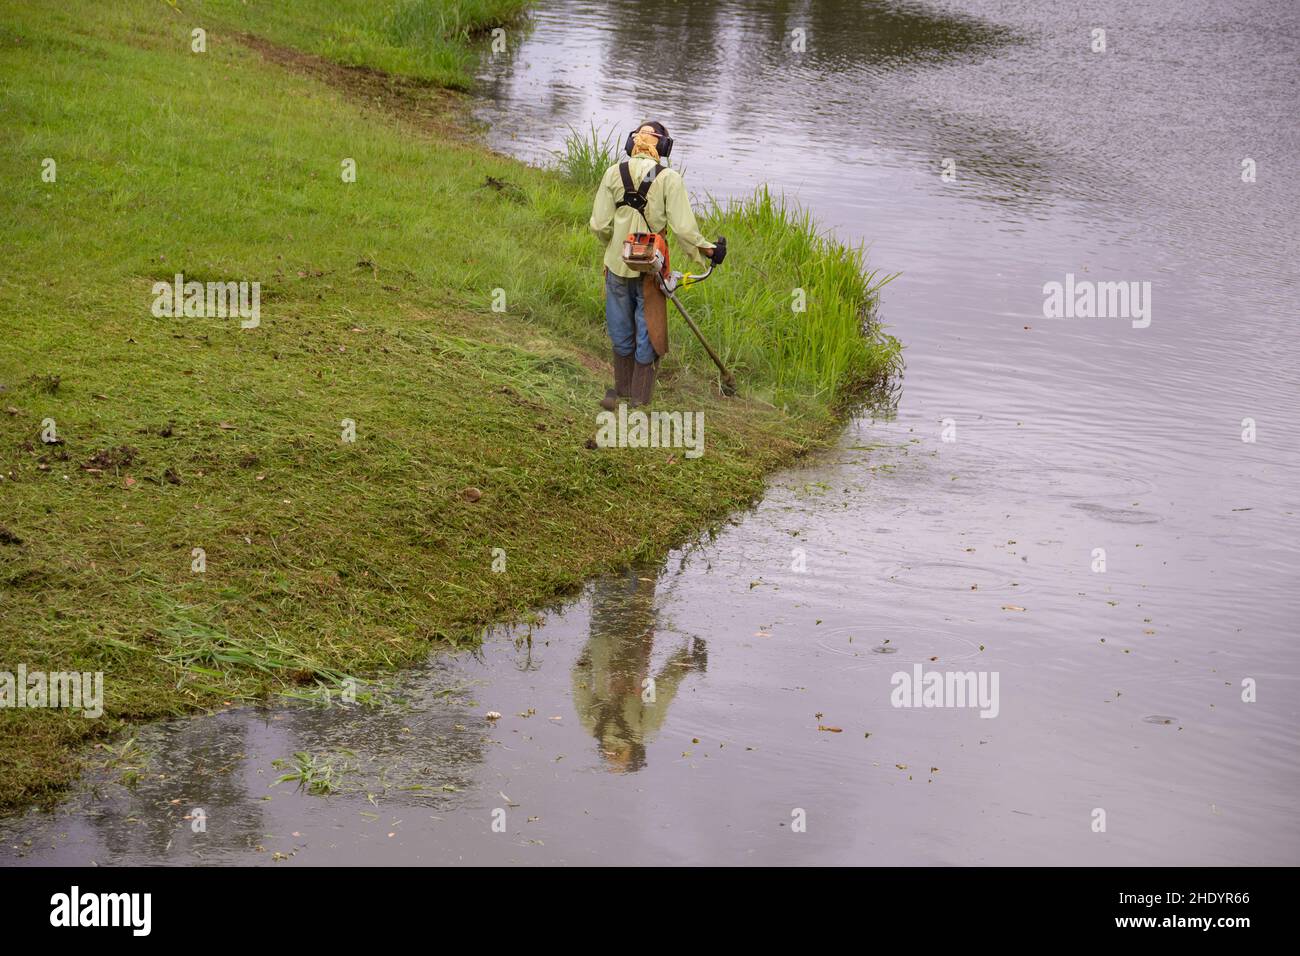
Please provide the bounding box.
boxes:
[3,0,1297,866]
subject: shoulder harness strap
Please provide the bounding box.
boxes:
[615,159,660,218]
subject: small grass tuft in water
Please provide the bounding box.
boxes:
[98,734,148,789]
[273,752,347,796]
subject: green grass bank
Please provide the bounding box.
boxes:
[0,0,899,812]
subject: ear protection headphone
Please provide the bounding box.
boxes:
[624,122,673,159]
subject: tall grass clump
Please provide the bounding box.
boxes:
[372,0,531,88]
[556,122,619,188]
[189,0,530,89]
[385,0,530,46]
[686,187,900,410]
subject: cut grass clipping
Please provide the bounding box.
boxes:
[0,0,901,812]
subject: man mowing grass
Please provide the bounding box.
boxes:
[589,121,717,408]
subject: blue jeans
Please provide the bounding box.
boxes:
[605,270,655,365]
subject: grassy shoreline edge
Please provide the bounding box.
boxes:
[0,0,899,813]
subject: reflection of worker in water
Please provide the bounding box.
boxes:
[572,567,707,773]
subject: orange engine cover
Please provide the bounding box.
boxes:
[621,232,671,281]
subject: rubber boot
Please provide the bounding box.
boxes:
[615,351,635,399]
[631,359,658,407]
[600,351,635,411]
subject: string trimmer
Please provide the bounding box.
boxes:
[626,233,735,395]
[658,237,734,395]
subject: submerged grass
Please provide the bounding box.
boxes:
[273,751,347,796]
[0,0,900,811]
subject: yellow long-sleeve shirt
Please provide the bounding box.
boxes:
[589,155,714,278]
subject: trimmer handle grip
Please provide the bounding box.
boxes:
[710,236,727,266]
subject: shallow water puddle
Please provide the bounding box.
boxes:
[3,424,1295,865]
